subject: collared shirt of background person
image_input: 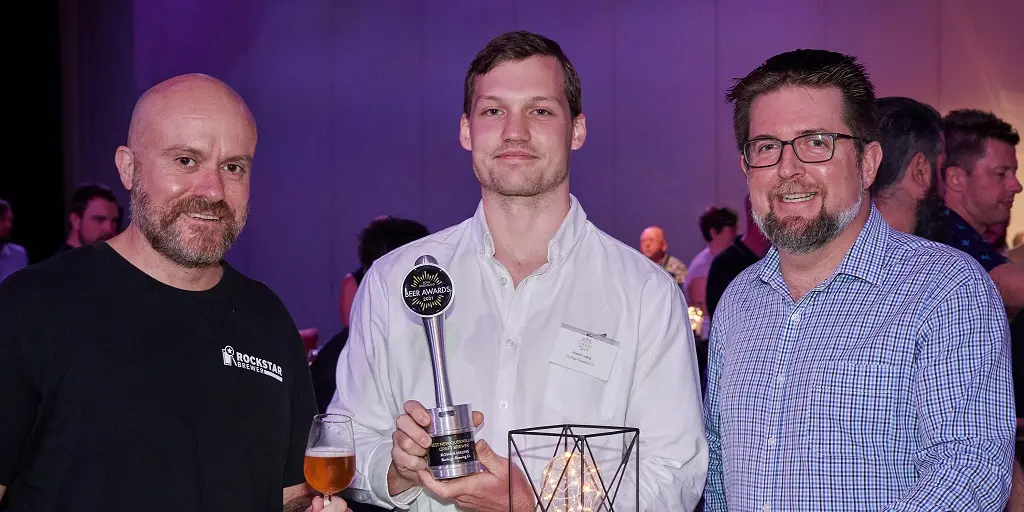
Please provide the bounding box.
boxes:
[683,206,738,340]
[941,109,1024,314]
[704,195,770,325]
[639,225,688,285]
[329,31,707,511]
[338,216,430,328]
[54,183,121,255]
[0,200,28,283]
[0,74,343,512]
[870,97,947,242]
[703,49,1014,511]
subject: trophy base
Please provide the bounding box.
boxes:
[429,460,483,480]
[427,403,481,480]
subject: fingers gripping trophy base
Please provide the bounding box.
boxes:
[427,404,483,479]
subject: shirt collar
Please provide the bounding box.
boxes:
[758,204,889,290]
[474,194,588,264]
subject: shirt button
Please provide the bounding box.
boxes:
[767,437,776,447]
[500,277,508,285]
[499,401,508,409]
[506,338,516,348]
[776,374,785,385]
[790,312,801,323]
[762,505,771,512]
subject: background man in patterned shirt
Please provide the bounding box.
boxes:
[703,49,1014,511]
[940,109,1024,314]
[639,225,688,285]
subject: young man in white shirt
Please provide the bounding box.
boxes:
[330,31,707,511]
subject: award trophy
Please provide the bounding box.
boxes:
[402,255,483,479]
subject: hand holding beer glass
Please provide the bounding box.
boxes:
[304,414,356,507]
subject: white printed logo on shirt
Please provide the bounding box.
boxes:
[221,345,283,382]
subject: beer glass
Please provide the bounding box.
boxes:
[304,414,356,506]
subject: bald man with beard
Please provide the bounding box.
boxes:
[0,74,345,512]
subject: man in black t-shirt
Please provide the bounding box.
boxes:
[52,183,122,256]
[705,196,771,324]
[0,74,345,512]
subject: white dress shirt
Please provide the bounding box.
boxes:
[329,195,708,511]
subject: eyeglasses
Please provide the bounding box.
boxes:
[742,133,863,169]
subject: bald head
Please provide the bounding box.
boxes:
[639,226,668,262]
[115,73,258,270]
[128,74,256,149]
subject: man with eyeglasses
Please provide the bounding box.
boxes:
[703,49,1014,511]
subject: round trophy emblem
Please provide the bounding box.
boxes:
[402,263,454,318]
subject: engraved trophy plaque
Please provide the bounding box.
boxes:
[402,255,483,479]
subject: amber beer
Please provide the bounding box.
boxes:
[303,448,356,495]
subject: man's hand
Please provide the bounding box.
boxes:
[284,484,349,512]
[388,400,483,496]
[310,495,348,511]
[418,439,535,512]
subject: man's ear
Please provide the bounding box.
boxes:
[906,152,932,196]
[945,165,969,193]
[69,212,82,232]
[570,113,587,150]
[115,146,136,190]
[859,140,883,191]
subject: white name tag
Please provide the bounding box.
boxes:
[549,324,619,381]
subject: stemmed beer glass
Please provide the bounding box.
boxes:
[304,414,356,507]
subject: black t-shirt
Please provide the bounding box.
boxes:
[309,328,349,414]
[52,243,74,257]
[706,237,761,322]
[0,244,316,511]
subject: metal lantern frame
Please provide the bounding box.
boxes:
[508,424,640,511]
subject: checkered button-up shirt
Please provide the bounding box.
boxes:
[704,206,1014,511]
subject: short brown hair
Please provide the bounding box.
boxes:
[943,109,1019,176]
[464,31,582,118]
[698,207,738,242]
[726,49,879,158]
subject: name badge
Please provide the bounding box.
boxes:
[549,323,619,381]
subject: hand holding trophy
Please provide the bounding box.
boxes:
[401,255,483,480]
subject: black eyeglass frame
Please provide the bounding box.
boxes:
[742,132,865,169]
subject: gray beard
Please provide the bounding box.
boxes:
[753,191,864,254]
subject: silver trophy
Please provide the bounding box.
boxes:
[402,255,482,479]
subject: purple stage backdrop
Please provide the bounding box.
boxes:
[60,0,1024,338]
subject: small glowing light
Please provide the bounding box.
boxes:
[539,451,605,512]
[687,306,704,333]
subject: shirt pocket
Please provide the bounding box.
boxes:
[803,362,896,463]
